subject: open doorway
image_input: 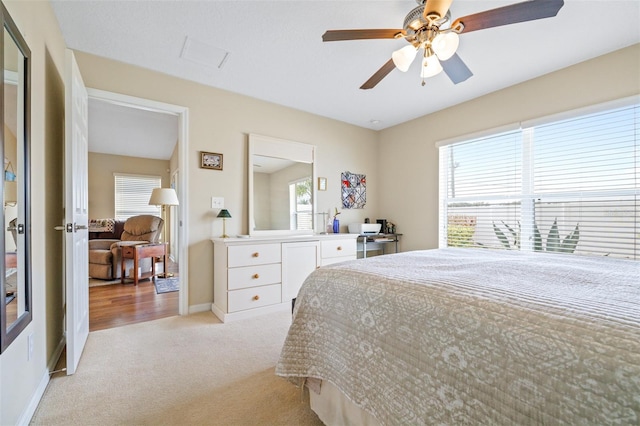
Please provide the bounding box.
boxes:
[85,89,189,331]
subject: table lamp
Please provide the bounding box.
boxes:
[217,209,231,238]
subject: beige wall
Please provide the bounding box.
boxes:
[88,152,170,219]
[73,51,380,309]
[379,44,640,252]
[0,1,66,424]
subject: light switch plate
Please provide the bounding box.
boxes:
[211,197,224,209]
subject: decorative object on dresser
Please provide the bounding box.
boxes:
[217,209,232,238]
[148,187,179,277]
[331,207,341,234]
[211,234,357,322]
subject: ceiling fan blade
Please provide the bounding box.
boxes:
[441,53,473,84]
[322,29,405,42]
[452,0,564,34]
[360,59,396,90]
[423,0,454,20]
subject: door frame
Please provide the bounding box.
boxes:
[86,88,190,315]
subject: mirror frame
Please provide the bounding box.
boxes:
[1,2,32,353]
[248,134,316,236]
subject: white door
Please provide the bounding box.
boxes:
[64,49,89,375]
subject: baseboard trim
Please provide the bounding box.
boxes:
[188,303,212,314]
[16,368,50,426]
[211,302,289,323]
[48,336,66,372]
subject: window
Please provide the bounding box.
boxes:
[439,100,639,260]
[114,173,162,220]
[289,177,313,231]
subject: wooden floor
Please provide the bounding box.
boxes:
[89,261,180,332]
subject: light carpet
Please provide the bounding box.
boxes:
[30,311,322,426]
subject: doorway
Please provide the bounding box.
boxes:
[85,89,189,330]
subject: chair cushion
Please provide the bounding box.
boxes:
[121,215,163,242]
[89,249,112,265]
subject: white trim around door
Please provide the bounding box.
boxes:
[86,88,190,316]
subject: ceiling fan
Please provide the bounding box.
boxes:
[322,0,564,89]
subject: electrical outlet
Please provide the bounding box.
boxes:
[28,333,34,361]
[211,197,224,209]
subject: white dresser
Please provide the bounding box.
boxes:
[212,234,357,322]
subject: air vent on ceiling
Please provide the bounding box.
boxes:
[180,36,230,69]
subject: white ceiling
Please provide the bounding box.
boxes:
[88,98,178,160]
[51,0,640,158]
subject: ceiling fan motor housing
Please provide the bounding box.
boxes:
[403,5,450,39]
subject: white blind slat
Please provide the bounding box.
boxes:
[114,174,162,220]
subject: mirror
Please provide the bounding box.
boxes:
[1,3,31,353]
[248,134,316,236]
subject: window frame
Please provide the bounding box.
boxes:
[438,97,639,260]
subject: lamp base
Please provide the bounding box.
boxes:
[220,234,229,238]
[157,272,174,278]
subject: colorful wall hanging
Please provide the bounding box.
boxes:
[341,171,366,209]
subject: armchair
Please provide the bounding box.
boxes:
[88,215,163,280]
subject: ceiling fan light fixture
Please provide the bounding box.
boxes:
[432,31,459,60]
[392,45,418,72]
[420,54,443,78]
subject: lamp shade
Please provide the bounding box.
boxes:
[149,188,179,206]
[391,45,418,72]
[420,54,443,78]
[217,209,231,218]
[432,32,459,61]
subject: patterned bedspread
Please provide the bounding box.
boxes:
[276,248,640,425]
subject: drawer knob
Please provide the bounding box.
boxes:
[337,246,342,251]
[252,252,260,257]
[253,295,260,301]
[252,273,260,279]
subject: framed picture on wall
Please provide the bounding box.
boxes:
[201,152,223,170]
[318,177,327,191]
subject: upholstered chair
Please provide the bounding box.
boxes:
[88,215,163,280]
[112,215,163,279]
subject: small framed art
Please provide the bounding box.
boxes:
[318,177,327,191]
[201,152,223,170]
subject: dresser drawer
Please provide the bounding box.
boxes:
[228,283,281,313]
[228,243,281,268]
[321,239,356,259]
[228,263,281,290]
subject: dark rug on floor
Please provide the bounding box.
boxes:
[154,277,179,294]
[6,294,15,304]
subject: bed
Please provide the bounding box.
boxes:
[276,248,640,425]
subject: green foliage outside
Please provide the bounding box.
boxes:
[493,218,580,253]
[448,224,476,247]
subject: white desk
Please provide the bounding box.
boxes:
[357,234,402,258]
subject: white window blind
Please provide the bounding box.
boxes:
[439,102,639,260]
[114,174,162,220]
